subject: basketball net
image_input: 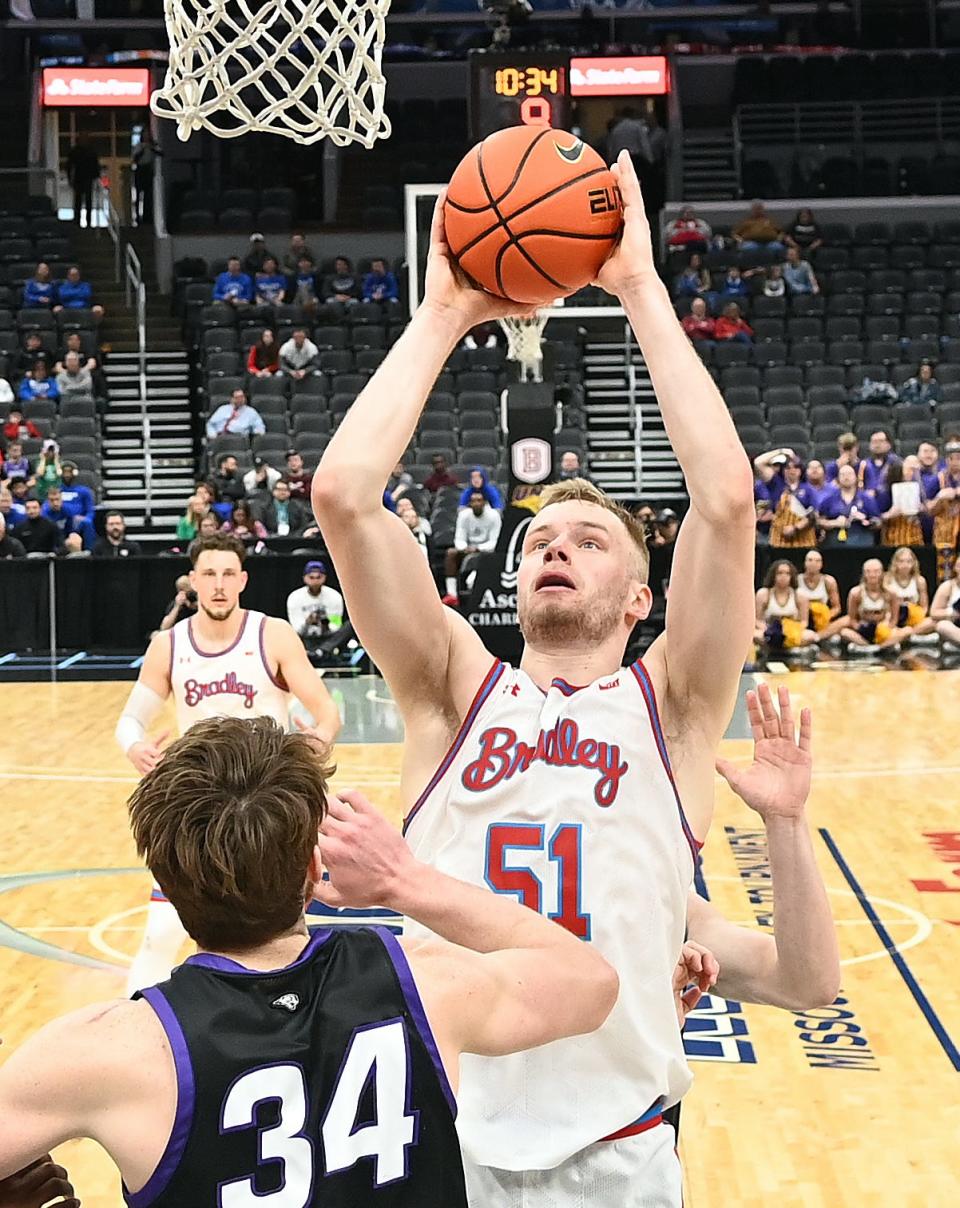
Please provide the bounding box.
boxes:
[151,0,392,148]
[499,300,562,384]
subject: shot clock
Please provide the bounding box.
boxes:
[469,52,571,140]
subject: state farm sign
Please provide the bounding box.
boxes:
[569,57,670,97]
[42,67,151,107]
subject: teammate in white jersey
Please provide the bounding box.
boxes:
[115,531,341,993]
[312,151,757,1205]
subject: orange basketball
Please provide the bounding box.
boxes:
[443,125,623,306]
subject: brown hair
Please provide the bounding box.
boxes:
[764,559,799,590]
[537,477,650,581]
[838,432,858,452]
[128,716,333,951]
[189,530,246,567]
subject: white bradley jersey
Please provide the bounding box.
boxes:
[169,609,291,734]
[403,657,699,1172]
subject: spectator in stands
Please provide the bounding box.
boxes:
[819,463,881,547]
[782,246,820,296]
[664,205,712,253]
[279,328,320,379]
[0,511,24,558]
[898,362,941,407]
[290,257,320,315]
[54,266,104,320]
[17,332,54,378]
[397,496,432,560]
[243,233,275,277]
[56,351,95,405]
[681,297,716,343]
[387,460,415,504]
[13,496,60,554]
[212,256,254,307]
[785,208,823,256]
[754,478,774,543]
[243,456,282,508]
[254,256,288,311]
[443,490,502,605]
[176,493,211,543]
[212,453,246,506]
[159,575,199,632]
[66,136,100,227]
[206,387,266,439]
[754,559,817,651]
[7,477,29,525]
[284,449,313,501]
[797,548,842,639]
[286,559,345,653]
[324,256,361,305]
[2,440,31,484]
[222,499,268,546]
[769,456,819,548]
[884,546,934,636]
[59,460,95,522]
[18,361,59,406]
[733,201,786,254]
[929,560,960,649]
[23,262,57,309]
[606,107,651,178]
[763,265,786,298]
[423,453,459,495]
[362,258,399,305]
[861,430,897,493]
[198,511,221,538]
[33,441,61,501]
[826,432,864,483]
[653,509,679,547]
[916,439,943,494]
[463,322,499,351]
[92,510,142,558]
[41,486,79,542]
[718,266,750,301]
[840,558,911,653]
[459,466,503,511]
[557,451,592,484]
[804,458,830,509]
[672,253,715,309]
[261,478,307,536]
[714,302,754,344]
[283,233,317,274]
[132,134,159,225]
[3,407,41,444]
[924,434,960,580]
[247,329,281,377]
[56,330,100,377]
[0,375,12,408]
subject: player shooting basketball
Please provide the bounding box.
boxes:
[115,532,341,994]
[311,150,762,1203]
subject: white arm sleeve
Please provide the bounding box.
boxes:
[115,682,167,754]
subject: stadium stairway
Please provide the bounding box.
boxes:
[582,333,685,504]
[681,131,740,202]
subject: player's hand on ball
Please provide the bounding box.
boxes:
[315,790,417,910]
[0,1154,80,1208]
[594,150,658,298]
[126,731,170,776]
[715,684,812,820]
[424,191,541,330]
[672,940,719,1027]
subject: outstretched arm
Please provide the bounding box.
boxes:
[598,153,755,755]
[689,685,840,1010]
[311,199,526,720]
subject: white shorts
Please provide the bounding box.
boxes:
[463,1121,681,1208]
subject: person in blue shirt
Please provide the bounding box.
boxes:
[18,361,60,404]
[458,465,504,511]
[54,265,104,320]
[818,463,881,547]
[254,256,288,310]
[718,266,750,300]
[41,486,79,540]
[782,247,820,296]
[803,459,831,511]
[859,430,897,494]
[212,257,254,307]
[825,432,865,483]
[362,257,399,304]
[59,460,95,522]
[1,440,31,484]
[22,262,57,309]
[7,477,29,525]
[205,388,266,439]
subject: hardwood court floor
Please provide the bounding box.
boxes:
[0,676,958,1206]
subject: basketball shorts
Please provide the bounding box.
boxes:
[462,1120,682,1208]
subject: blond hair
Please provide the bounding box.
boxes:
[537,478,650,581]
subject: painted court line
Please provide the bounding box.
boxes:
[820,827,960,1072]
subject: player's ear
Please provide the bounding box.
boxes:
[627,581,653,623]
[306,843,324,887]
[240,570,248,592]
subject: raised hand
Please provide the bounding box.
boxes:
[594,150,658,299]
[314,791,417,910]
[672,940,719,1027]
[715,684,812,820]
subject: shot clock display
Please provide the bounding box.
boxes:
[469,52,571,141]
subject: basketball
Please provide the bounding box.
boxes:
[443,125,623,306]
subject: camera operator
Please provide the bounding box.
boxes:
[158,574,199,633]
[286,559,349,659]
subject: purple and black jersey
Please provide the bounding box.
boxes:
[125,927,466,1208]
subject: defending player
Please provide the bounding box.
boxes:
[0,717,618,1207]
[115,531,341,993]
[312,151,756,1204]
